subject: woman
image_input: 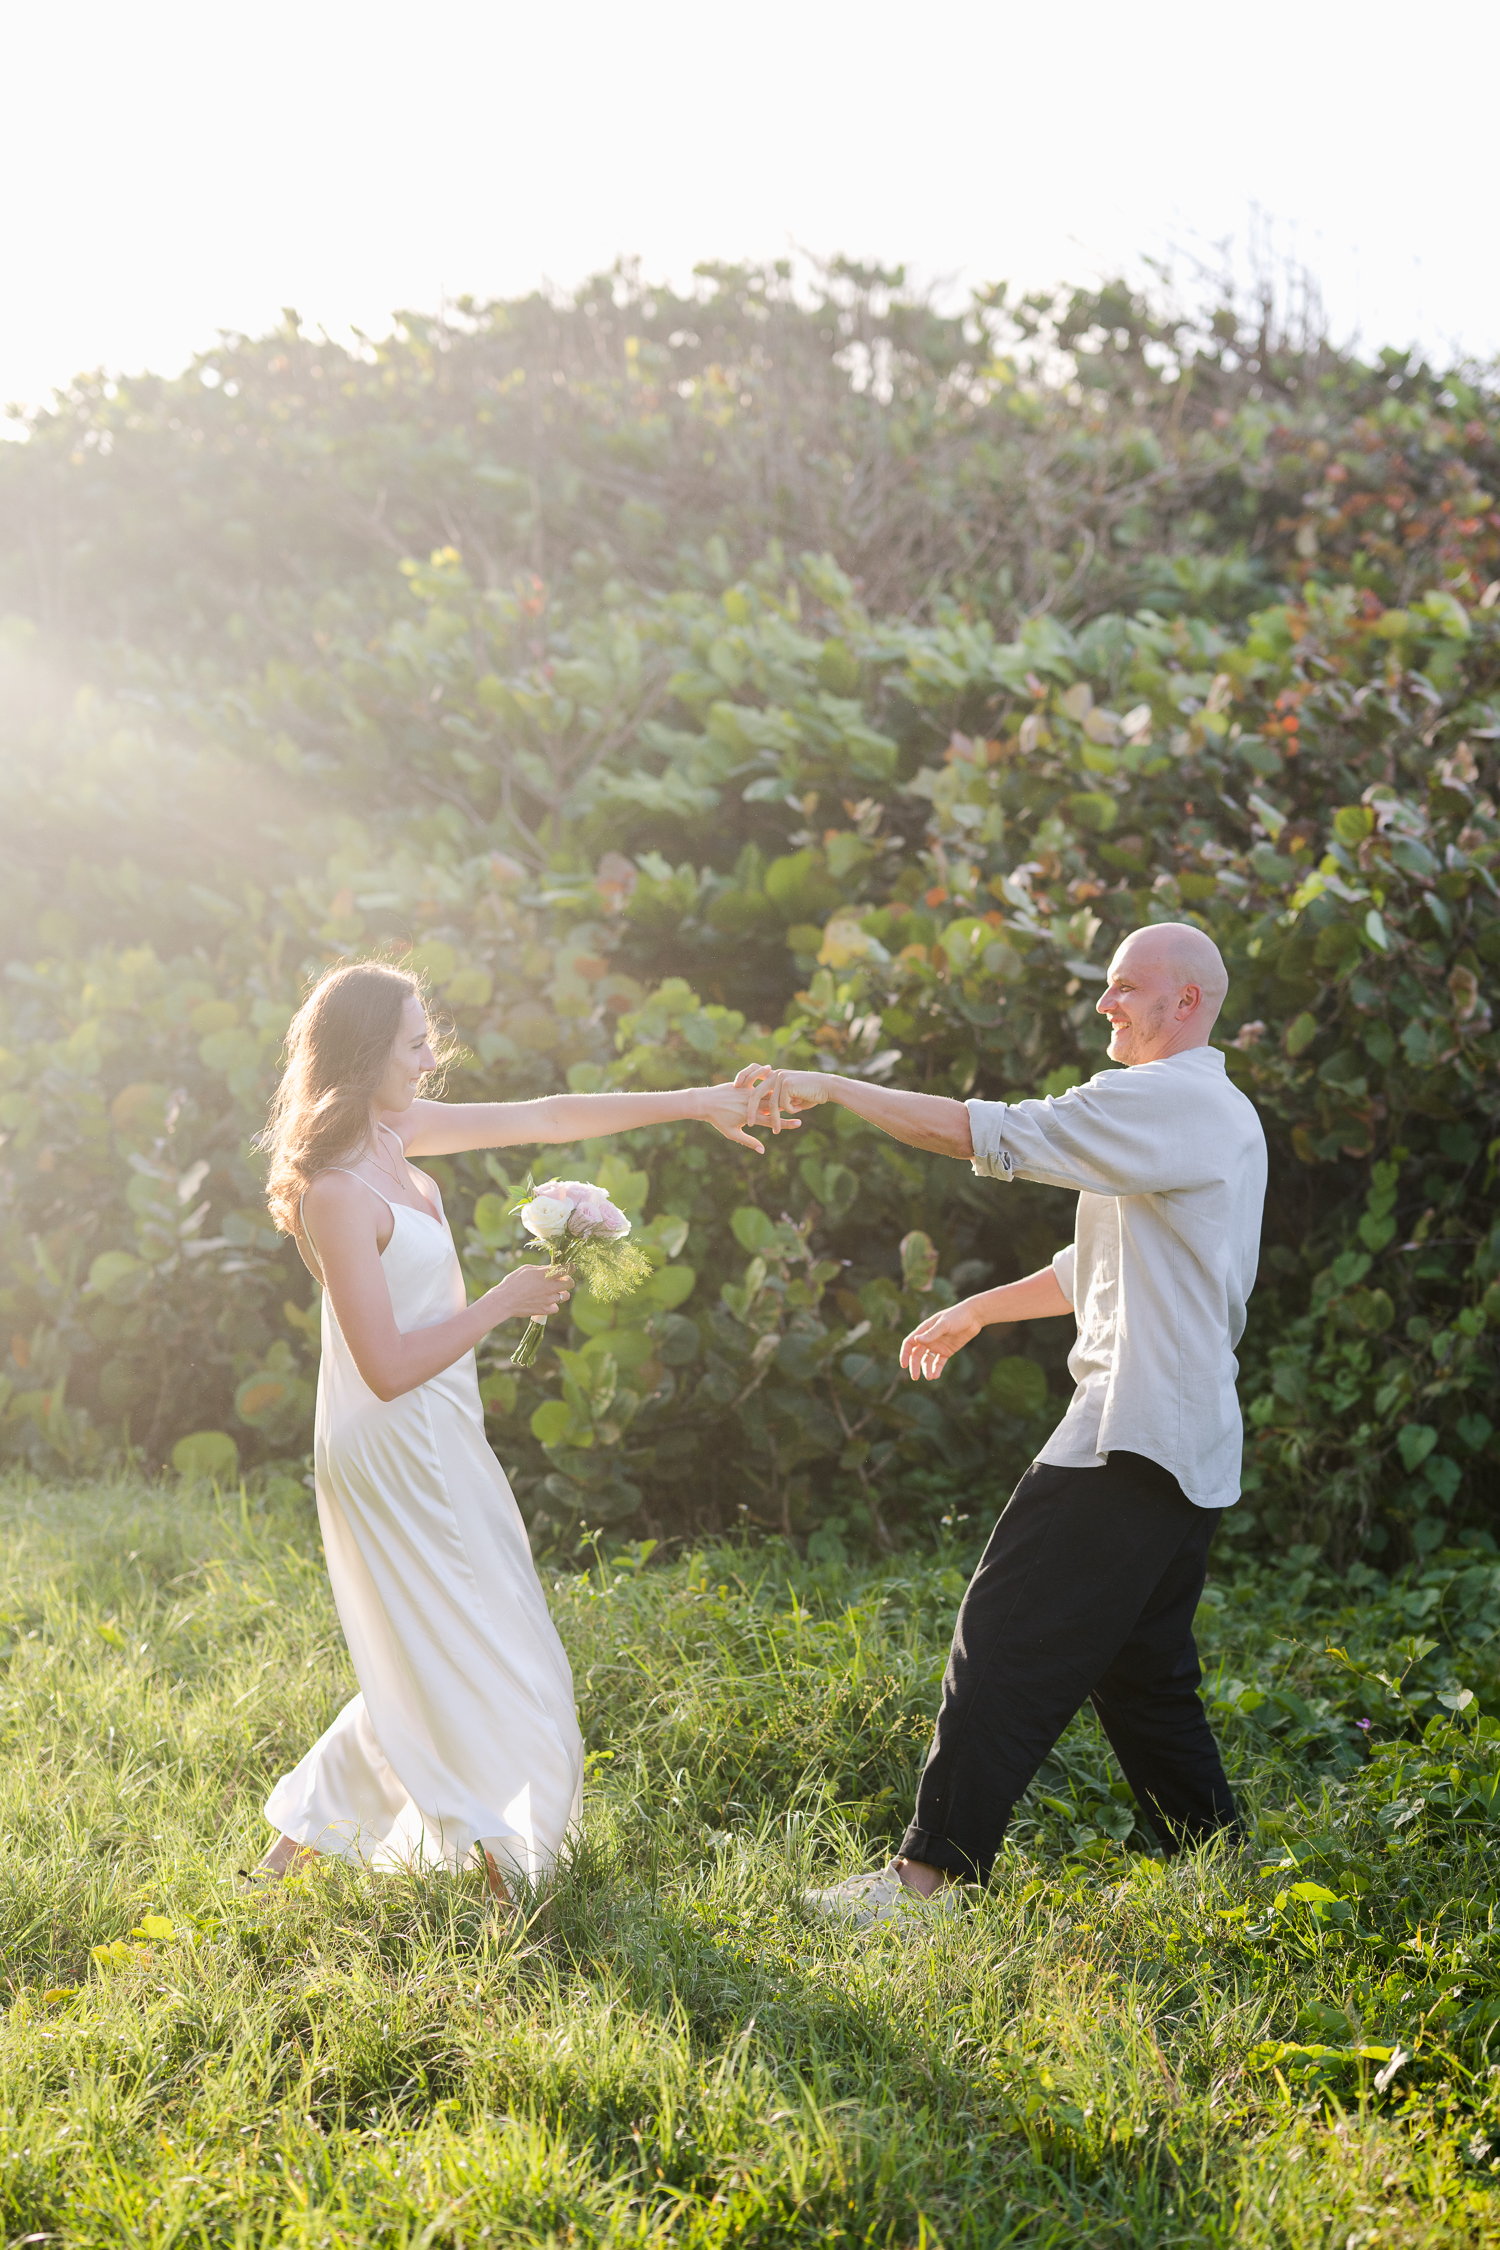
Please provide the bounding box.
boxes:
[256,959,770,1898]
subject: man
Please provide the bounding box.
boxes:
[744,921,1267,1924]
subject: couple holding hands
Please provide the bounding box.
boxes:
[254,918,1265,1923]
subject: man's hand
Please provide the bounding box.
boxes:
[696,1077,800,1152]
[899,1301,985,1382]
[733,1064,830,1134]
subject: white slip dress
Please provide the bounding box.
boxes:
[263,1143,584,1880]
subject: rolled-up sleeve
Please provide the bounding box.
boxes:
[1050,1242,1077,1307]
[966,1099,1014,1180]
[966,1071,1217,1198]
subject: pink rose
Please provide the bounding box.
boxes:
[532,1178,629,1238]
[573,1189,629,1237]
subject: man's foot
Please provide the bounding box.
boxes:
[805,1863,962,1930]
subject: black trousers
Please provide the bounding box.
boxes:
[898,1451,1241,1883]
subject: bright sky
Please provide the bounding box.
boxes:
[5,0,1497,430]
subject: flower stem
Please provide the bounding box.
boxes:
[510,1317,547,1369]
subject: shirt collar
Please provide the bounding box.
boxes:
[1131,1046,1226,1072]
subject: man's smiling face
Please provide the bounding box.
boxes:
[1097,941,1174,1064]
[1095,923,1229,1065]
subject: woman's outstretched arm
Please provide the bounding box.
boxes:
[301,1171,573,1402]
[387,1081,789,1159]
[734,1067,973,1156]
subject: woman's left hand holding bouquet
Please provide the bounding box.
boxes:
[493,1260,575,1326]
[509,1178,654,1366]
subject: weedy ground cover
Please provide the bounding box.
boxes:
[3,1471,1500,2246]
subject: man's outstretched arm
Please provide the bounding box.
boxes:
[738,1067,972,1159]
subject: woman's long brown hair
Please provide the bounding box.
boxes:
[260,960,452,1243]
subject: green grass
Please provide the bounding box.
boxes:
[3,1475,1500,2246]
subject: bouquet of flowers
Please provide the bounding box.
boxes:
[509,1177,654,1367]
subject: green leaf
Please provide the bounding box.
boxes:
[86,1251,145,1302]
[1417,588,1471,639]
[569,1294,617,1337]
[764,850,842,921]
[1285,1012,1319,1057]
[479,1372,517,1416]
[1347,1287,1394,1334]
[1397,1423,1438,1473]
[408,939,458,983]
[655,1313,701,1367]
[1313,923,1363,974]
[472,1194,512,1240]
[799,1157,859,1221]
[1332,805,1374,846]
[444,967,492,1008]
[1065,791,1118,834]
[171,1431,239,1482]
[899,1231,938,1294]
[731,1206,778,1254]
[197,1027,261,1074]
[639,1266,696,1311]
[583,1327,653,1372]
[816,638,859,694]
[530,1400,575,1447]
[987,1358,1048,1417]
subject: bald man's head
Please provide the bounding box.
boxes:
[1096,923,1229,1065]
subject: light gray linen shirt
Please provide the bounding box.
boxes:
[966,1047,1267,1508]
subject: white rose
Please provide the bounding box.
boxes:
[519,1194,571,1243]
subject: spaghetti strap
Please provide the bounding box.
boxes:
[325,1167,398,1219]
[297,1188,324,1279]
[300,1169,398,1272]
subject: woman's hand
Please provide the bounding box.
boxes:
[899,1300,985,1381]
[489,1262,574,1324]
[732,1064,830,1134]
[695,1077,800,1152]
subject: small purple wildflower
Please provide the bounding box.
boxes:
[1357,1718,1373,1732]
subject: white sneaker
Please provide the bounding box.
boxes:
[804,1864,962,1930]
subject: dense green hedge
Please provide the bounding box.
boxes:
[0,263,1496,1558]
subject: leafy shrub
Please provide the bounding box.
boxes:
[0,264,1495,1558]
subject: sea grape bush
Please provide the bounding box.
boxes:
[0,263,1495,1558]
